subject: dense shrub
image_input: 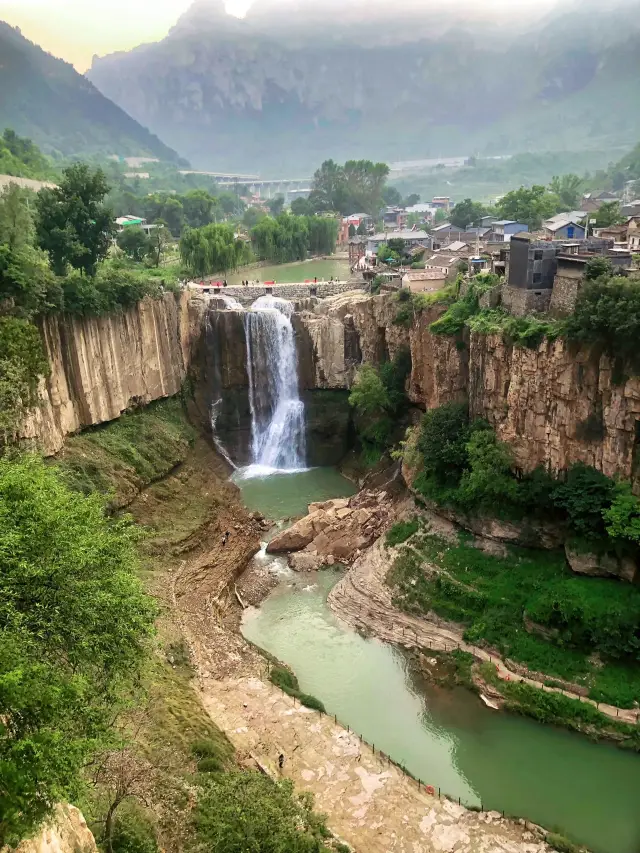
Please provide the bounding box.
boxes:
[0,316,50,443]
[194,772,332,853]
[551,463,614,540]
[386,519,420,547]
[349,348,411,462]
[566,276,640,369]
[269,665,326,712]
[111,808,158,853]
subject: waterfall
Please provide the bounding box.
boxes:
[240,295,306,477]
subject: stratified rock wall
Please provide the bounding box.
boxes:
[296,292,640,486]
[19,292,205,456]
[9,805,97,853]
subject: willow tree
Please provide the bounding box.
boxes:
[180,223,249,276]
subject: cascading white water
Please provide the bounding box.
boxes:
[241,295,306,477]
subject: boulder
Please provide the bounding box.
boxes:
[289,552,326,572]
[565,544,638,583]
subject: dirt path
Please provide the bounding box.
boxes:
[202,675,550,853]
[328,537,640,726]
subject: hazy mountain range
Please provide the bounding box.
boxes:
[85,0,640,174]
[0,21,181,163]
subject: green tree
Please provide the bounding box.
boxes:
[457,429,519,511]
[565,275,640,367]
[308,159,390,216]
[194,772,330,853]
[0,184,35,250]
[146,222,170,268]
[0,456,156,845]
[603,481,640,543]
[117,228,150,263]
[404,193,421,207]
[434,209,448,224]
[36,164,114,276]
[382,186,403,206]
[349,364,390,416]
[0,244,58,317]
[268,195,286,216]
[290,197,314,216]
[182,190,217,229]
[357,220,368,236]
[450,198,487,229]
[594,201,625,228]
[243,207,265,228]
[0,317,50,441]
[584,256,613,281]
[180,223,249,276]
[552,463,615,540]
[549,174,583,210]
[495,185,559,230]
[348,223,356,238]
[417,403,472,487]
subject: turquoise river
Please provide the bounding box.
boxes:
[236,469,640,853]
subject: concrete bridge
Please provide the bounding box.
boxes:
[179,171,312,200]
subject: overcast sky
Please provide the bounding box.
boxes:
[2,0,563,72]
[1,0,253,71]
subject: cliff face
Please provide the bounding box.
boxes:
[469,334,640,487]
[20,292,205,456]
[10,805,97,853]
[297,293,640,487]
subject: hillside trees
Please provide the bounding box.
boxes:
[549,174,583,210]
[36,164,115,276]
[0,456,156,847]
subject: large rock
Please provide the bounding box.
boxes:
[9,805,97,853]
[565,544,638,583]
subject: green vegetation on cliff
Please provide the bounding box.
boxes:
[349,347,412,464]
[389,532,640,710]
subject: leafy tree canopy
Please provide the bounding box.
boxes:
[180,222,250,276]
[450,198,487,230]
[36,164,115,276]
[0,456,156,846]
[194,772,331,853]
[116,228,150,263]
[308,159,390,216]
[495,184,560,230]
[593,200,625,228]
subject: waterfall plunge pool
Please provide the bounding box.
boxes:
[236,475,640,853]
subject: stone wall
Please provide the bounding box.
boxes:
[549,273,582,317]
[501,286,552,317]
[20,292,206,456]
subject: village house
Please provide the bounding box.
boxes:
[366,229,432,257]
[489,220,529,241]
[628,216,640,252]
[544,218,586,240]
[401,268,447,292]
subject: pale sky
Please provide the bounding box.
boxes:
[1,0,254,71]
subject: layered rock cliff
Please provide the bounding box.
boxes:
[296,292,640,488]
[20,292,205,456]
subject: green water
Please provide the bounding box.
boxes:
[227,258,350,286]
[243,571,640,853]
[238,471,640,853]
[233,468,357,519]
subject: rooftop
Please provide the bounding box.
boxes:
[403,269,447,281]
[546,219,585,232]
[369,230,430,241]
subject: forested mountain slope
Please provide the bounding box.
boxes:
[0,22,182,162]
